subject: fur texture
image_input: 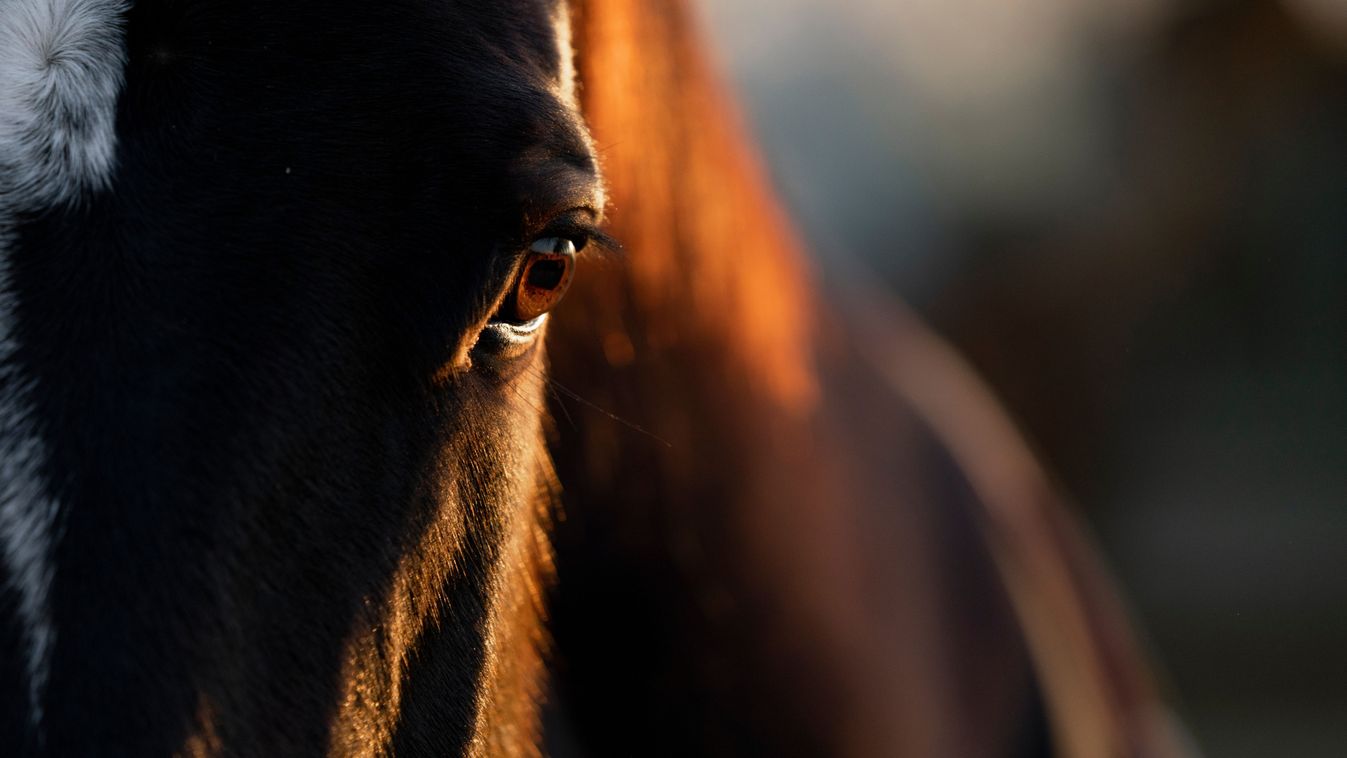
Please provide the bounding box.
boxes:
[0,0,128,738]
[0,1,585,754]
[0,0,126,206]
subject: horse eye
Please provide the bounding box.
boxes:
[510,237,579,322]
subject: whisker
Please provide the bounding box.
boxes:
[543,376,673,449]
[517,363,578,433]
[543,376,578,431]
[504,376,553,421]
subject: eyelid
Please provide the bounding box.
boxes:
[535,210,621,255]
[537,209,598,242]
[530,237,577,255]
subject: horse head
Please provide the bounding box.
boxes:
[1,1,588,753]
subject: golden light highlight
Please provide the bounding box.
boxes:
[571,0,820,415]
[547,2,1189,756]
[327,378,557,757]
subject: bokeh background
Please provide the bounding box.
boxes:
[692,0,1347,755]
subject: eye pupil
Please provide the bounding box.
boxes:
[525,257,567,290]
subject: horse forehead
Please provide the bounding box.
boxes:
[268,2,583,151]
[416,0,575,80]
[448,0,579,106]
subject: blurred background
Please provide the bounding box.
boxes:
[692,0,1347,755]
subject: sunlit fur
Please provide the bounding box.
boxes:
[327,384,558,758]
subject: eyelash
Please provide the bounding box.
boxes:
[534,213,621,257]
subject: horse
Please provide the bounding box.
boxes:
[0,0,1189,755]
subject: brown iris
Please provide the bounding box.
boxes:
[509,237,578,323]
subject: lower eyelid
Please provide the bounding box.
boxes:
[471,317,548,364]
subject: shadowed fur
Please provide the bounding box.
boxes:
[0,0,128,739]
[1,1,585,754]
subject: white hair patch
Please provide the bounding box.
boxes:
[0,0,128,735]
[0,0,127,205]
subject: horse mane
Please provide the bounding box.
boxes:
[547,0,1191,755]
[566,0,818,412]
